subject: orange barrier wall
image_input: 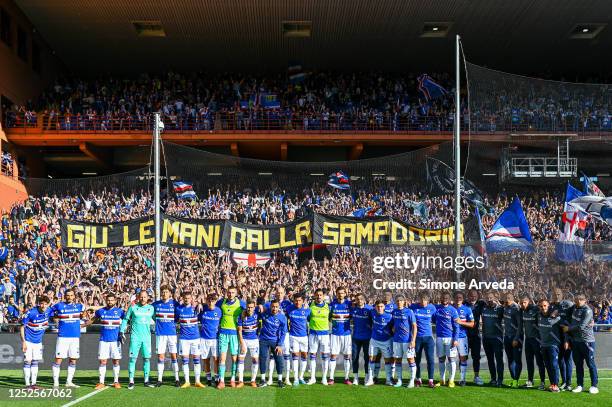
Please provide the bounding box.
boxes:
[0,174,27,212]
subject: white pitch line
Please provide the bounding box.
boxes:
[61,386,108,407]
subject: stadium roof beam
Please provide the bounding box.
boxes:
[349,143,363,160]
[78,142,111,169]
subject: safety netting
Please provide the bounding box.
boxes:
[465,61,612,134]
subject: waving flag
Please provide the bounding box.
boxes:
[0,247,8,262]
[569,196,612,226]
[328,171,350,190]
[297,244,331,264]
[351,208,369,218]
[555,183,587,263]
[404,200,429,220]
[582,173,605,197]
[417,74,448,101]
[288,64,307,83]
[230,252,272,268]
[463,207,488,264]
[486,197,533,253]
[173,181,197,199]
[426,157,491,214]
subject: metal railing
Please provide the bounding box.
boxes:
[4,112,612,136]
[504,156,578,178]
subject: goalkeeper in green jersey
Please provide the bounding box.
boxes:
[120,290,156,389]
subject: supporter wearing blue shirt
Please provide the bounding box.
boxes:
[257,300,287,387]
[91,292,124,386]
[434,292,461,386]
[391,295,417,387]
[152,285,180,386]
[410,293,437,386]
[351,293,372,385]
[20,295,52,387]
[365,301,394,386]
[7,297,20,321]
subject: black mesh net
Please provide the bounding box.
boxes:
[22,167,154,200]
[466,61,612,133]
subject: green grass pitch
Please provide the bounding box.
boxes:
[0,370,609,407]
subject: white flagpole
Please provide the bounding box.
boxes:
[455,35,462,271]
[154,112,162,300]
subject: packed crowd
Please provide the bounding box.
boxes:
[468,65,612,133]
[4,70,612,133]
[3,71,454,132]
[0,181,610,320]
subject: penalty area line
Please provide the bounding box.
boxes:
[61,386,108,407]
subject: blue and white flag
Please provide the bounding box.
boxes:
[555,183,587,263]
[486,197,533,253]
[288,63,307,83]
[173,181,197,199]
[582,172,605,197]
[569,196,612,226]
[351,208,369,218]
[0,247,8,262]
[403,200,429,220]
[328,171,350,190]
[417,74,448,101]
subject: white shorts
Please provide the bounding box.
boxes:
[436,337,458,358]
[457,337,469,357]
[200,339,218,359]
[369,339,393,358]
[24,341,43,361]
[156,335,178,355]
[308,333,331,354]
[283,334,290,356]
[98,341,122,360]
[330,335,352,355]
[55,337,80,359]
[393,342,416,359]
[240,338,259,358]
[290,336,309,353]
[179,338,201,356]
